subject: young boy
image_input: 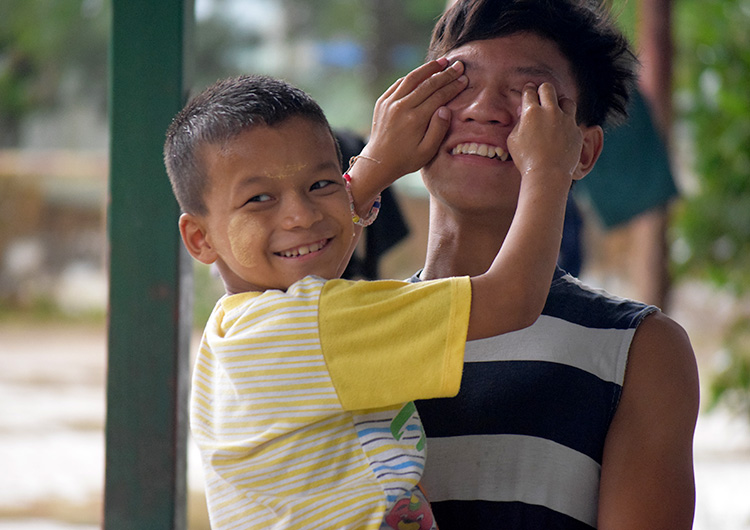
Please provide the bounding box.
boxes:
[164,58,585,530]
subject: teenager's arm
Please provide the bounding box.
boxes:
[345,58,467,218]
[598,312,700,529]
[467,83,592,339]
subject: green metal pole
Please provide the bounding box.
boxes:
[105,1,194,528]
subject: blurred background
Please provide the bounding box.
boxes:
[1,0,749,528]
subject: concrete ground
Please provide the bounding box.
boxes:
[1,279,749,529]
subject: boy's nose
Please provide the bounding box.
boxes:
[280,194,323,230]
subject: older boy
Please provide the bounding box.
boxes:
[164,59,586,529]
[412,1,700,529]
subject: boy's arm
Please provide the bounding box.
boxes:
[598,312,699,529]
[467,83,592,340]
[345,58,467,219]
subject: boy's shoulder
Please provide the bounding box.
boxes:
[210,276,330,333]
[220,275,328,310]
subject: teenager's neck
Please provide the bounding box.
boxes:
[421,201,514,280]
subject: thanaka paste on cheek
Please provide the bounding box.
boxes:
[227,215,260,268]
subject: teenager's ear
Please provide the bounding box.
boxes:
[179,213,217,265]
[575,124,604,180]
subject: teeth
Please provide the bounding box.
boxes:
[279,240,325,258]
[452,142,509,161]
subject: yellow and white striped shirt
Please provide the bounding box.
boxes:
[191,275,470,530]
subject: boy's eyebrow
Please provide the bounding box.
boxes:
[315,160,343,174]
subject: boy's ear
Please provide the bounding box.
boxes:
[575,124,604,180]
[179,213,217,265]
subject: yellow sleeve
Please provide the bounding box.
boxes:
[318,277,471,411]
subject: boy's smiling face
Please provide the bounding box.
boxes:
[180,116,354,294]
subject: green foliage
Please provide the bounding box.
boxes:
[709,316,750,416]
[0,0,109,144]
[672,0,750,294]
[672,0,750,415]
[607,0,638,45]
[194,0,447,133]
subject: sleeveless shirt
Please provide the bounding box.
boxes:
[413,267,657,529]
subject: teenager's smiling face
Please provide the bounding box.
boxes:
[422,32,580,213]
[185,116,353,294]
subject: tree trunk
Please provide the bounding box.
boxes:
[633,0,674,310]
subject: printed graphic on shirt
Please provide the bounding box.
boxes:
[391,401,426,451]
[384,490,435,530]
[353,403,427,505]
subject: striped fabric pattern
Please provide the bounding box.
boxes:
[190,276,435,530]
[350,405,426,505]
[414,268,656,529]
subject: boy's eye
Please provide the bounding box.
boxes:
[310,179,335,191]
[247,193,271,203]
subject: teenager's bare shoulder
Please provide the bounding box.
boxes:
[625,310,699,418]
[598,310,699,529]
[631,311,697,376]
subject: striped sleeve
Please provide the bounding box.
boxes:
[189,277,388,530]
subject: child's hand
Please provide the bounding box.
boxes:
[508,83,584,186]
[358,58,468,184]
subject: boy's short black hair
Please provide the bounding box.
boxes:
[428,0,639,127]
[164,75,341,215]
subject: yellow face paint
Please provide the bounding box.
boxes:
[265,163,306,180]
[227,214,260,268]
[224,163,307,269]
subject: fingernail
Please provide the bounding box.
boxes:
[437,57,449,67]
[438,107,450,120]
[458,75,468,83]
[451,60,464,72]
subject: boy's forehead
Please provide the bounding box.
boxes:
[199,119,339,183]
[207,118,336,158]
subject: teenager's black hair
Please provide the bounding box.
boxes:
[428,0,639,126]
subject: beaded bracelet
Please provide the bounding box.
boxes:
[343,155,382,227]
[343,173,381,227]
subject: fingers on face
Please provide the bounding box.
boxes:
[397,59,466,105]
[524,82,577,117]
[536,82,560,108]
[521,83,541,111]
[420,106,452,150]
[390,57,448,100]
[419,66,468,110]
